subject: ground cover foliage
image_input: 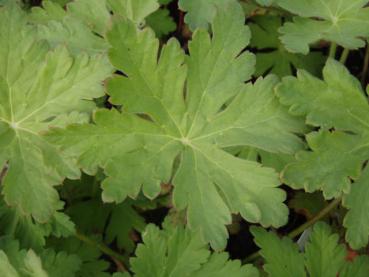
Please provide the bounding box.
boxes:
[0,0,369,276]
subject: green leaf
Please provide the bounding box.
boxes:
[252,222,367,276]
[67,198,145,253]
[178,0,238,31]
[277,58,369,249]
[105,201,146,253]
[343,166,369,249]
[0,198,75,251]
[0,238,80,277]
[277,59,369,197]
[304,222,346,276]
[130,221,258,277]
[48,236,110,277]
[250,16,324,77]
[51,4,304,249]
[278,0,369,54]
[340,256,369,277]
[146,9,176,37]
[107,0,160,24]
[251,226,305,277]
[0,4,111,222]
[30,0,110,54]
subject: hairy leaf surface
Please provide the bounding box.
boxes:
[50,3,303,249]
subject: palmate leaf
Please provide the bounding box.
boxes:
[50,3,304,249]
[252,222,369,277]
[276,59,369,249]
[249,16,324,77]
[0,4,112,222]
[130,220,259,277]
[277,0,369,54]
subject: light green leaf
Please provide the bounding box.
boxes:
[278,0,369,54]
[30,0,110,54]
[250,15,324,77]
[0,4,111,222]
[50,3,303,249]
[0,251,19,277]
[277,59,369,197]
[130,221,258,277]
[277,58,369,249]
[107,0,160,24]
[178,0,238,31]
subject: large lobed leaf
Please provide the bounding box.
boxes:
[0,4,112,222]
[277,58,369,249]
[50,3,304,249]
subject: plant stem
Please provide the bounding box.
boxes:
[75,231,127,272]
[339,48,350,64]
[361,45,369,86]
[329,43,337,58]
[243,197,342,264]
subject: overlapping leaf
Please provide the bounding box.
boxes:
[30,0,160,54]
[277,58,369,249]
[277,0,369,54]
[0,238,80,277]
[252,222,369,276]
[0,199,75,251]
[130,221,259,277]
[50,3,304,249]
[250,16,324,77]
[0,4,111,222]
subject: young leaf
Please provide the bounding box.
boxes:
[249,16,324,77]
[0,4,111,222]
[252,222,367,276]
[50,3,304,249]
[130,221,259,277]
[278,0,369,54]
